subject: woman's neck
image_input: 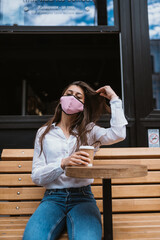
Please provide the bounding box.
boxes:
[57,112,73,131]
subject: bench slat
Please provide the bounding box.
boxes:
[0,174,104,186]
[0,159,160,173]
[1,147,160,160]
[112,198,160,212]
[0,202,40,215]
[112,185,160,198]
[0,161,32,173]
[94,171,160,184]
[2,148,160,160]
[95,148,160,159]
[94,159,160,170]
[0,174,35,186]
[0,225,26,230]
[114,232,160,239]
[114,221,160,227]
[113,212,160,220]
[1,198,160,215]
[0,171,160,186]
[1,213,160,222]
[0,187,45,200]
[1,185,160,200]
[113,170,160,184]
[0,230,68,239]
[0,229,25,236]
[2,216,160,227]
[1,224,160,233]
[1,149,34,160]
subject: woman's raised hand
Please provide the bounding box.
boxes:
[61,151,91,169]
[96,86,118,101]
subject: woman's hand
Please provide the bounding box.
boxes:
[96,86,118,101]
[61,151,91,170]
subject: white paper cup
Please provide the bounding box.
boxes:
[79,146,94,166]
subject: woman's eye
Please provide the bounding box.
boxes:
[77,95,82,99]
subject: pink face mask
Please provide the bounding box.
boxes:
[60,95,84,115]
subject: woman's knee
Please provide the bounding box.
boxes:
[67,203,102,240]
[23,214,66,240]
[23,201,66,240]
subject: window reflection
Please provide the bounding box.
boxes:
[0,0,114,26]
[0,0,96,26]
[107,0,114,26]
[148,0,160,109]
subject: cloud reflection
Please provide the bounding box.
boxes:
[1,0,96,26]
[25,5,95,26]
[107,0,114,26]
[148,0,160,39]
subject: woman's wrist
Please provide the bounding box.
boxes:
[110,94,119,101]
[61,159,65,170]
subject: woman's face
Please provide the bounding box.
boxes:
[64,85,85,103]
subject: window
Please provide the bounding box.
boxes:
[148,0,160,109]
[0,0,115,27]
[0,34,121,115]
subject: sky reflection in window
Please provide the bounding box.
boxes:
[0,0,114,26]
[148,0,160,39]
[148,0,160,110]
[107,0,114,26]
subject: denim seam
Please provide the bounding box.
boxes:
[82,189,86,196]
[82,189,92,198]
[67,213,74,240]
[65,190,69,203]
[47,215,65,240]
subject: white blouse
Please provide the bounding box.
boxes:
[31,98,128,189]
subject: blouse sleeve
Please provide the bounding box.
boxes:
[90,98,128,146]
[31,128,64,186]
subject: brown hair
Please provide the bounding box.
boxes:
[39,81,110,155]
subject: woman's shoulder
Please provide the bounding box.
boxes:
[86,122,96,131]
[36,125,48,137]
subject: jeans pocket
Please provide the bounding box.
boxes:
[82,189,94,198]
[44,189,55,197]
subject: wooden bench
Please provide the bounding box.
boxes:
[0,147,160,240]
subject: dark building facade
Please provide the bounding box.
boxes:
[0,0,160,153]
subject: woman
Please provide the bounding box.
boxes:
[23,81,128,240]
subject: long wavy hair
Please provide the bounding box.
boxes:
[39,81,110,155]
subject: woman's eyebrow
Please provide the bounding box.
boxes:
[67,89,72,93]
[76,92,83,96]
[67,90,83,96]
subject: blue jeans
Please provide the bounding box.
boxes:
[23,185,102,240]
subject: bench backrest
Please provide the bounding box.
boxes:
[0,148,160,216]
